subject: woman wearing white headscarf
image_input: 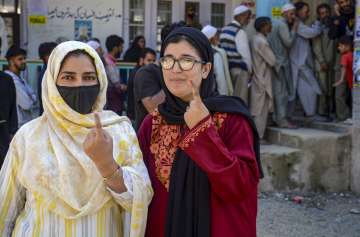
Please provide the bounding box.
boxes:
[0,41,152,237]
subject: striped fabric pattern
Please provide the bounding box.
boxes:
[0,180,123,237]
[220,22,244,69]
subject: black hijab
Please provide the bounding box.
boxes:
[124,36,145,62]
[159,27,263,237]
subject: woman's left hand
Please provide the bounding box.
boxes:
[184,80,210,129]
[83,113,118,177]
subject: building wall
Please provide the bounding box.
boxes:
[123,0,233,52]
[18,0,337,58]
[17,0,236,58]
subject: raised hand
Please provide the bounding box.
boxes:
[184,80,210,129]
[292,19,300,32]
[334,4,340,16]
[83,113,116,177]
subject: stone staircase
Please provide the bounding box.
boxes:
[260,120,352,192]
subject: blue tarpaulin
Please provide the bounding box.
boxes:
[256,0,289,18]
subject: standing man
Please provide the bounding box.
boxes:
[132,22,188,130]
[329,0,355,40]
[250,17,276,142]
[313,4,336,119]
[127,47,156,122]
[5,46,37,127]
[104,35,127,115]
[289,2,322,122]
[37,42,57,114]
[202,25,233,95]
[267,3,298,128]
[220,5,252,104]
[0,71,17,165]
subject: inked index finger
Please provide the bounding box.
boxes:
[189,80,200,100]
[94,113,102,131]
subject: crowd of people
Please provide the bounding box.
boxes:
[0,1,355,149]
[0,0,356,236]
[212,0,354,142]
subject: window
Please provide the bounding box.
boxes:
[156,0,172,51]
[185,2,200,28]
[0,0,20,47]
[0,0,16,13]
[211,3,225,29]
[129,0,145,43]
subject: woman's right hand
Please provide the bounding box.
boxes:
[334,4,341,16]
[83,113,118,177]
[184,80,210,129]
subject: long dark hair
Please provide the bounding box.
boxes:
[130,35,145,49]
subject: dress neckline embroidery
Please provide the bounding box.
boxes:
[150,110,227,191]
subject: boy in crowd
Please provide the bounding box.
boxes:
[333,36,353,119]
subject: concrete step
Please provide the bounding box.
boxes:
[261,127,351,192]
[305,121,352,133]
[260,144,304,192]
[292,116,352,133]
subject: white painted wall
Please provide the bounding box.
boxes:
[20,0,234,58]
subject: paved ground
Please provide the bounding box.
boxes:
[257,192,360,237]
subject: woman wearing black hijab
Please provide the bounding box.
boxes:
[137,27,262,237]
[123,35,146,62]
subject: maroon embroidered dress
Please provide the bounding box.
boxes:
[138,110,260,237]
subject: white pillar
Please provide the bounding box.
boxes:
[351,0,360,194]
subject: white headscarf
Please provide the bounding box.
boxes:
[8,41,152,235]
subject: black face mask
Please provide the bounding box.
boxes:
[57,84,100,114]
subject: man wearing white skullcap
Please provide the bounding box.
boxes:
[220,5,252,104]
[201,25,233,95]
[201,25,217,40]
[281,3,296,13]
[266,3,299,129]
[87,40,103,55]
[233,5,251,17]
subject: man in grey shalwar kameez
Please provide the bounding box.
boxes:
[289,2,322,118]
[267,3,298,128]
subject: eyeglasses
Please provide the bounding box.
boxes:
[159,56,206,71]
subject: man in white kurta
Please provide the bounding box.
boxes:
[250,17,276,140]
[202,25,233,96]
